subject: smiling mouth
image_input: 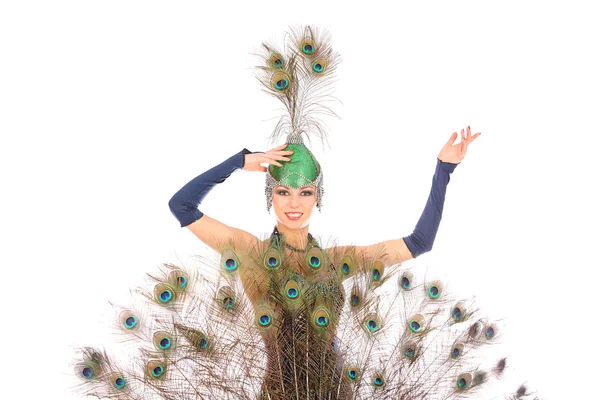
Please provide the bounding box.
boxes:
[285,212,303,221]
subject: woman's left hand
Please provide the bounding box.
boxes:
[437,126,481,164]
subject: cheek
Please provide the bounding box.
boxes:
[302,196,317,209]
[272,195,284,212]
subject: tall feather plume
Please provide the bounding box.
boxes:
[254,25,341,144]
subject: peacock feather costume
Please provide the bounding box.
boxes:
[72,26,537,400]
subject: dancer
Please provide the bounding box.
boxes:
[74,26,535,400]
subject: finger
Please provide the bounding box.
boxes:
[268,150,294,156]
[263,153,290,162]
[467,126,472,141]
[445,132,458,147]
[268,144,288,152]
[470,132,481,143]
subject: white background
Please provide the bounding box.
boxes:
[1,1,599,399]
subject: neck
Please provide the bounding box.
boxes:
[275,223,310,250]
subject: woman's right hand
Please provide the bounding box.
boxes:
[243,144,293,172]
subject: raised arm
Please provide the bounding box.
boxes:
[168,145,293,252]
[346,126,481,267]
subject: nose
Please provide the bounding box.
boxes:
[289,192,300,209]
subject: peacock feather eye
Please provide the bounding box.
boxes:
[255,305,276,330]
[284,280,301,300]
[312,58,327,74]
[222,296,235,308]
[450,343,464,359]
[75,360,101,381]
[153,331,175,351]
[113,375,126,389]
[268,52,285,69]
[408,314,426,334]
[347,368,358,380]
[372,269,381,280]
[271,72,291,91]
[452,307,462,320]
[452,301,466,322]
[350,294,360,306]
[371,261,384,283]
[221,249,241,273]
[168,270,189,291]
[340,255,354,275]
[362,314,382,334]
[306,247,325,271]
[264,247,282,269]
[225,258,237,271]
[217,286,237,311]
[82,366,93,379]
[427,280,444,299]
[312,308,331,329]
[485,324,498,339]
[154,283,177,305]
[310,256,321,267]
[119,310,139,330]
[373,374,385,387]
[456,373,472,391]
[275,79,288,90]
[199,337,209,349]
[300,38,316,55]
[160,291,171,302]
[146,360,166,379]
[177,276,187,289]
[403,342,418,359]
[410,321,421,332]
[400,271,413,290]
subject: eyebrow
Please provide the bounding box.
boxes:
[276,186,315,190]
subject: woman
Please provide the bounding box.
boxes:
[75,26,527,400]
[166,126,479,399]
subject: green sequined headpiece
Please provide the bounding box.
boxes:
[265,134,323,212]
[255,26,340,212]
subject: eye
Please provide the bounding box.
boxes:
[277,190,290,196]
[301,190,314,196]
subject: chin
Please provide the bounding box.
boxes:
[277,216,311,230]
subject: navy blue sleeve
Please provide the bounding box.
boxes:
[168,148,251,227]
[402,158,458,258]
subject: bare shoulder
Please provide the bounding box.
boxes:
[186,214,259,252]
[187,215,271,305]
[325,238,413,268]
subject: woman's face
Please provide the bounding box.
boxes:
[272,185,317,230]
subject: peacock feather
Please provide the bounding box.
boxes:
[72,232,537,399]
[254,26,341,144]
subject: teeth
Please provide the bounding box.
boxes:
[287,213,302,217]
